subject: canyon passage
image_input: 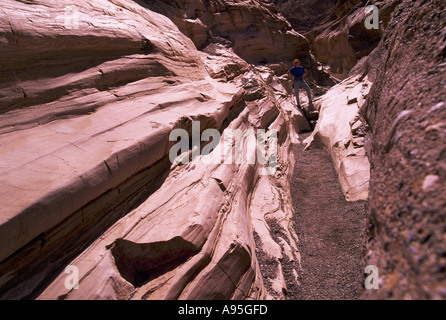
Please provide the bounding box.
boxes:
[0,0,445,300]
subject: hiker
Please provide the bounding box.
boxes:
[287,59,313,117]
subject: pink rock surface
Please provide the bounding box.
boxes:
[0,0,310,299]
[304,75,371,201]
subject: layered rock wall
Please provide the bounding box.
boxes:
[1,0,443,301]
[137,0,309,63]
[273,0,337,34]
[0,0,309,299]
[276,0,446,299]
[291,0,402,79]
[304,75,371,202]
[357,0,446,299]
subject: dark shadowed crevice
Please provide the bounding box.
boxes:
[111,237,200,287]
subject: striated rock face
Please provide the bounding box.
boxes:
[140,0,337,91]
[357,0,446,299]
[276,0,445,299]
[0,0,309,299]
[1,0,443,302]
[273,0,337,34]
[137,0,309,63]
[304,75,371,202]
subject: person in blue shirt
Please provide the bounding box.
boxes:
[287,59,313,116]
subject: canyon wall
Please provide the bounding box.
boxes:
[304,75,371,202]
[273,0,337,34]
[275,0,446,299]
[0,0,444,300]
[0,0,310,299]
[135,0,308,63]
[356,0,446,299]
[285,0,403,79]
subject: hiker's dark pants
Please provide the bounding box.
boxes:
[293,78,312,108]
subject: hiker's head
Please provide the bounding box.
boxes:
[294,59,300,66]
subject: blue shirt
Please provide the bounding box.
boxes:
[289,66,305,79]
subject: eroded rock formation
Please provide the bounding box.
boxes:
[0,0,309,300]
[0,0,444,301]
[304,75,371,202]
[274,0,337,34]
[355,0,446,300]
[288,0,403,79]
[136,0,309,63]
[273,0,446,299]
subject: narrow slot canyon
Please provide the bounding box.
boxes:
[290,132,366,300]
[0,0,444,302]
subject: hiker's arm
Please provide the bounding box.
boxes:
[286,70,294,78]
[303,69,308,77]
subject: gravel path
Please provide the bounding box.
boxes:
[289,133,366,300]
